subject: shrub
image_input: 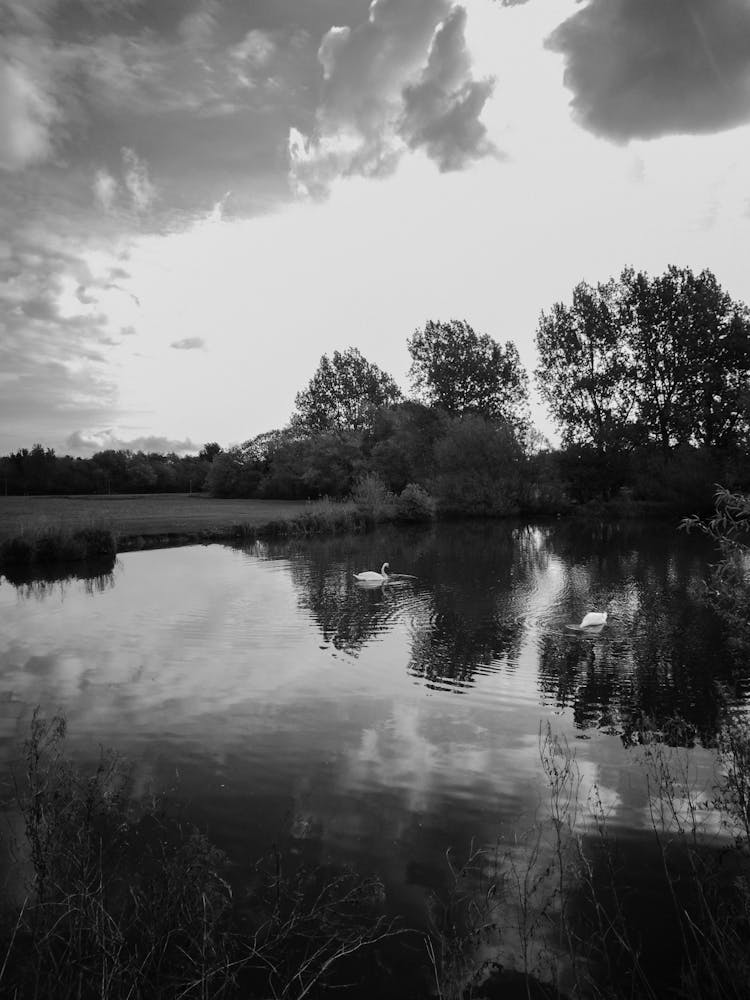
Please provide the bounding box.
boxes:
[0,525,117,571]
[351,473,395,524]
[394,483,436,522]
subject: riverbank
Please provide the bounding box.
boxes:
[0,494,345,550]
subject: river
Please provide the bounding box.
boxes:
[1,518,748,994]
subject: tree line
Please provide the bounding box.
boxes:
[205,266,750,514]
[5,265,750,513]
[0,444,221,496]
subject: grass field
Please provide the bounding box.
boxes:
[0,494,312,546]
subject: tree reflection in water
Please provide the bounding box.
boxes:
[272,518,749,744]
[2,558,117,600]
[537,520,747,746]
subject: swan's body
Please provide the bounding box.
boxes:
[579,611,607,629]
[353,562,390,583]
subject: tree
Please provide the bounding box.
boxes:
[407,319,530,435]
[198,442,222,463]
[621,266,750,452]
[536,267,750,455]
[431,414,524,516]
[293,348,402,434]
[535,280,637,453]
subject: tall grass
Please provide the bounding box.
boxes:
[0,711,401,999]
[0,523,117,569]
[4,712,749,998]
[425,721,750,999]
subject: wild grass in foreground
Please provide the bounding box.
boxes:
[3,713,749,999]
[0,712,401,1000]
[424,722,750,1000]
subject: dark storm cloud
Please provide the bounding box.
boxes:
[547,0,750,141]
[399,7,496,170]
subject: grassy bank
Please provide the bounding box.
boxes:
[0,495,367,570]
[0,494,313,544]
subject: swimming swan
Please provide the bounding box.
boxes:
[579,611,608,628]
[353,562,390,583]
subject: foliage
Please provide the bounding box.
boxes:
[293,347,402,434]
[351,473,395,524]
[535,278,637,453]
[622,266,750,452]
[199,442,222,462]
[394,484,436,522]
[535,266,750,455]
[408,319,530,435]
[681,486,750,641]
[205,446,262,498]
[0,524,117,569]
[431,414,524,516]
[0,444,215,496]
[368,402,448,493]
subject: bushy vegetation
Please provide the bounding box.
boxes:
[0,712,399,1000]
[394,483,436,522]
[681,486,750,644]
[0,524,117,568]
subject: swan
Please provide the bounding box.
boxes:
[353,562,390,583]
[579,611,608,629]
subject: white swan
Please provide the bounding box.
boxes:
[579,611,607,629]
[353,562,390,583]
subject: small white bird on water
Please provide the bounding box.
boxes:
[578,611,608,629]
[353,562,390,583]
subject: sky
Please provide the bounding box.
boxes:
[2,0,750,456]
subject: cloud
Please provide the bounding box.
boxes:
[399,6,496,170]
[0,41,65,170]
[0,231,132,453]
[94,169,118,210]
[547,0,750,142]
[122,147,156,212]
[289,1,496,195]
[93,148,156,215]
[65,429,201,455]
[170,336,206,351]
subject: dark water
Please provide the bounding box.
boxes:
[1,518,748,993]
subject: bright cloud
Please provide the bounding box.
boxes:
[290,1,495,195]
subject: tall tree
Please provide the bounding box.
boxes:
[536,267,750,454]
[535,280,637,453]
[293,348,402,434]
[407,319,530,434]
[621,266,750,452]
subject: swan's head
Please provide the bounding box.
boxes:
[381,562,390,576]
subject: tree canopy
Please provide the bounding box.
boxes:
[407,319,530,434]
[535,266,750,453]
[293,348,402,434]
[535,279,637,453]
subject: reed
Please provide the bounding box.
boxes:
[0,711,401,1000]
[0,523,117,569]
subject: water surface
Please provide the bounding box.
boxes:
[1,519,747,987]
